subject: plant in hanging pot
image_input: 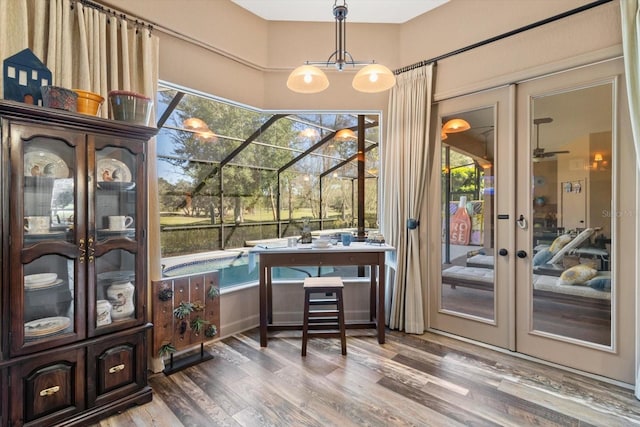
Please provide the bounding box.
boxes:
[173,301,194,319]
[205,324,218,338]
[158,287,174,301]
[190,316,209,335]
[158,342,176,358]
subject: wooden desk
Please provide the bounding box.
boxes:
[251,243,394,347]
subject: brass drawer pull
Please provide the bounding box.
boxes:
[108,363,125,374]
[39,385,60,397]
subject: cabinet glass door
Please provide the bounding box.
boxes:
[90,142,145,335]
[12,127,85,354]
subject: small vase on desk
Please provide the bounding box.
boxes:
[107,281,135,320]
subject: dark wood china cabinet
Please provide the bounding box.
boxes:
[0,100,156,426]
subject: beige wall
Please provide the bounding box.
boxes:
[101,0,621,109]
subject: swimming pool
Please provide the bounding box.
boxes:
[162,251,337,289]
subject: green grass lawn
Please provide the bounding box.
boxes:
[159,208,348,226]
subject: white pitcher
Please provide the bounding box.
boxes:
[106,281,135,320]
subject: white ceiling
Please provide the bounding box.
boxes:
[230,0,449,24]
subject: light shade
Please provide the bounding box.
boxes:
[594,153,603,162]
[335,129,356,141]
[442,118,471,133]
[352,64,396,93]
[199,130,218,142]
[287,65,330,94]
[183,117,208,131]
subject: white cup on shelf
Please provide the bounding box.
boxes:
[108,215,133,230]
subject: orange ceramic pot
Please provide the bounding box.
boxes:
[73,89,104,116]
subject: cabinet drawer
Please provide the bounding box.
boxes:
[10,348,84,426]
[88,331,147,406]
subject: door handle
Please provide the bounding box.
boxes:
[498,248,508,256]
[517,215,528,229]
[516,250,527,258]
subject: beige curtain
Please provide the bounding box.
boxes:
[0,0,162,281]
[620,0,640,399]
[382,64,434,333]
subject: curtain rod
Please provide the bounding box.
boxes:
[394,0,613,75]
[76,0,154,33]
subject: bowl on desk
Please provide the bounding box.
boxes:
[311,239,331,248]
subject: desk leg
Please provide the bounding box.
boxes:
[378,255,385,344]
[260,265,267,347]
[370,265,376,321]
[267,267,273,324]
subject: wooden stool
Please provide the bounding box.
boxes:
[302,277,346,356]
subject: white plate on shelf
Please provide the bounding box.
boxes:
[24,316,71,338]
[97,158,132,182]
[24,149,69,179]
[24,273,57,286]
[24,278,64,291]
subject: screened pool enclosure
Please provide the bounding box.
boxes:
[156,84,380,257]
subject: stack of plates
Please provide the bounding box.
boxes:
[24,273,62,290]
[24,316,71,339]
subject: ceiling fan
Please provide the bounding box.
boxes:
[533,117,570,159]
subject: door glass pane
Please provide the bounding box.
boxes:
[23,137,75,244]
[96,249,137,325]
[440,106,495,321]
[24,255,75,341]
[95,147,137,241]
[530,82,612,346]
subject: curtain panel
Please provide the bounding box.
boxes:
[619,0,640,399]
[0,0,162,284]
[0,0,159,118]
[382,64,434,333]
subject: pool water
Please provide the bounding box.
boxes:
[162,254,335,289]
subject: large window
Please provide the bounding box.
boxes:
[156,83,380,258]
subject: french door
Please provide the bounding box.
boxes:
[429,58,636,383]
[429,86,515,350]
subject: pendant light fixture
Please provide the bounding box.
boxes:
[286,1,396,94]
[335,128,357,141]
[442,118,471,133]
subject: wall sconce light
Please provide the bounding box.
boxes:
[286,1,396,94]
[442,118,471,133]
[594,153,603,162]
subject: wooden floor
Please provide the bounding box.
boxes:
[93,328,640,427]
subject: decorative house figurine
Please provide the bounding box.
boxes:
[3,48,51,105]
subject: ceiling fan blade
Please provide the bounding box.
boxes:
[546,150,570,155]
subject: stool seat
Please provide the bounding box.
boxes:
[302,277,346,356]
